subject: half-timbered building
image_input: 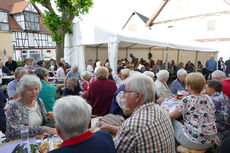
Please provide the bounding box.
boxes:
[0,0,56,62]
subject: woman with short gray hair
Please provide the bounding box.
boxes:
[170,69,187,95]
[64,64,81,87]
[6,74,56,141]
[52,96,116,153]
[82,71,96,92]
[154,70,172,100]
[34,68,56,112]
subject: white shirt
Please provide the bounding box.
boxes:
[56,67,65,82]
[26,102,43,127]
[87,65,94,75]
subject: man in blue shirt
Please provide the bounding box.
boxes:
[129,53,136,63]
[170,69,187,95]
[7,67,28,99]
[205,55,217,80]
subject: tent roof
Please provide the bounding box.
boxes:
[65,22,218,52]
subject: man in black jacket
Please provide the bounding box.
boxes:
[5,56,18,73]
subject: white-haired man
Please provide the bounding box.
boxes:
[60,58,71,69]
[114,74,175,153]
[212,70,230,99]
[170,69,187,95]
[154,70,173,100]
[7,67,28,99]
[50,96,116,153]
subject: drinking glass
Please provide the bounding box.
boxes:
[53,135,62,150]
[21,126,29,149]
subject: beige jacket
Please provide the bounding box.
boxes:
[154,79,172,100]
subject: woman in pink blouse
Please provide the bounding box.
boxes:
[56,62,67,82]
[169,72,217,150]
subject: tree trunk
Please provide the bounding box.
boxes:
[55,34,65,61]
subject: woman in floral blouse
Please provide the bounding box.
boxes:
[169,72,217,150]
[5,74,56,141]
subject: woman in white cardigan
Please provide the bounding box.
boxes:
[154,70,173,100]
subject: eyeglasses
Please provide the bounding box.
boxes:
[123,90,137,94]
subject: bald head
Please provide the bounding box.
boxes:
[210,55,214,60]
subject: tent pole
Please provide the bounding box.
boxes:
[165,47,169,70]
[96,47,98,60]
[195,51,199,72]
[126,48,128,59]
[162,48,164,62]
[177,49,180,64]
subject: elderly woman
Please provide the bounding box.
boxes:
[64,65,81,87]
[49,96,116,153]
[94,61,102,74]
[154,70,173,100]
[169,73,217,150]
[85,67,117,116]
[143,71,163,104]
[170,69,187,96]
[82,71,96,92]
[5,74,56,141]
[34,68,56,112]
[63,78,82,96]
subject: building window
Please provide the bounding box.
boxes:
[24,12,40,31]
[0,11,9,31]
[207,20,216,31]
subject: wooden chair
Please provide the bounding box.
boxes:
[177,145,207,153]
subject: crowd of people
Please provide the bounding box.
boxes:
[0,53,230,153]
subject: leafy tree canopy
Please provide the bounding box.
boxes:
[31,0,93,43]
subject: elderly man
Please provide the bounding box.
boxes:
[205,80,230,139]
[49,96,116,153]
[205,55,217,80]
[114,74,175,153]
[170,69,187,95]
[60,58,71,69]
[212,70,230,99]
[154,70,173,100]
[5,56,18,73]
[7,67,28,99]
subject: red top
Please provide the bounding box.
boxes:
[85,79,117,116]
[222,79,230,99]
[60,131,94,147]
[82,77,96,92]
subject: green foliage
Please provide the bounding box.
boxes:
[30,144,39,153]
[17,61,25,67]
[31,0,93,44]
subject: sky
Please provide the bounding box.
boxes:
[37,0,230,32]
[37,0,162,32]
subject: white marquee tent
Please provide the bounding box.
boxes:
[64,22,218,74]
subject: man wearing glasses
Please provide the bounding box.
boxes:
[114,74,175,153]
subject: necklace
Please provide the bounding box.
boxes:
[23,100,36,108]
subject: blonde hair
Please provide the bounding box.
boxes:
[186,72,205,93]
[120,69,130,79]
[96,67,109,80]
[67,78,77,90]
